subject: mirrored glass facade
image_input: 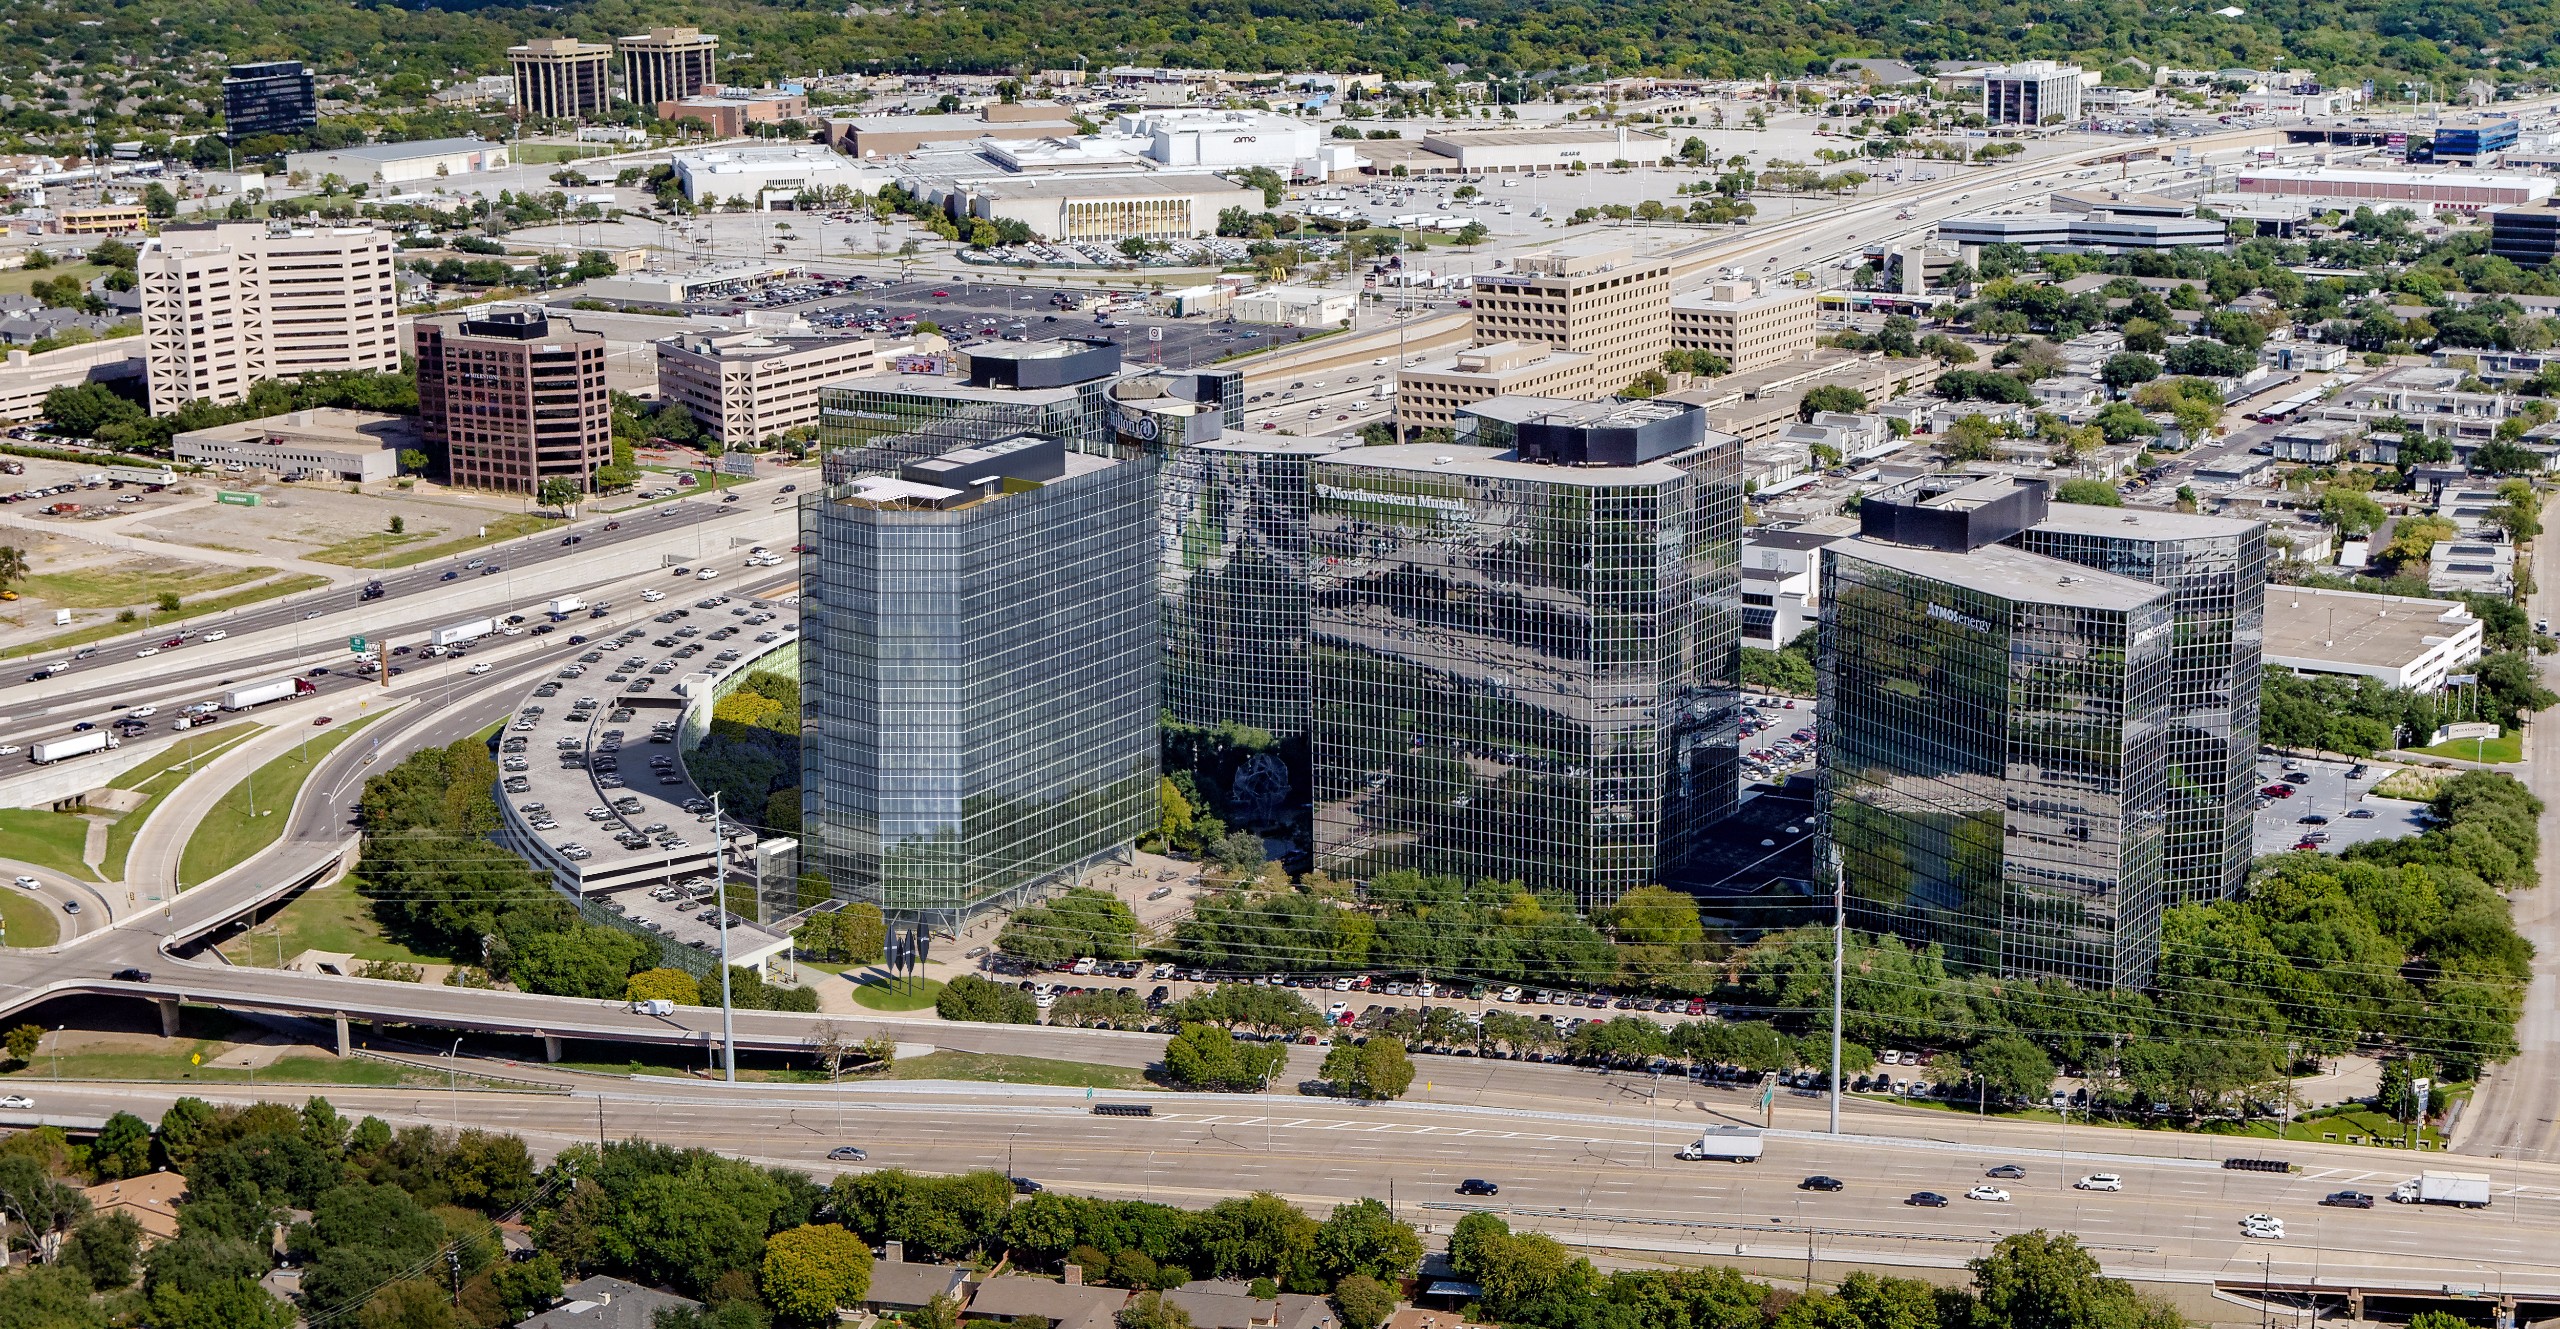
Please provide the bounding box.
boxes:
[1817,539,2175,988]
[1307,435,1741,908]
[1160,438,1343,740]
[799,445,1158,929]
[2009,508,2266,906]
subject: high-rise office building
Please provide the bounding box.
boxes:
[1465,239,1673,394]
[2009,505,2267,907]
[817,339,1130,473]
[1309,397,1742,908]
[510,38,614,121]
[413,308,613,493]
[222,61,316,141]
[654,329,879,449]
[137,223,401,415]
[1669,278,1818,376]
[619,27,720,108]
[800,435,1159,929]
[1160,436,1344,742]
[1817,476,2174,989]
[1982,61,2085,128]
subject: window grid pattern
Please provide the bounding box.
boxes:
[1816,549,2174,988]
[1161,446,1324,739]
[1307,444,1740,909]
[800,453,1159,930]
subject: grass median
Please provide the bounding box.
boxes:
[0,887,61,947]
[1,573,332,660]
[234,875,447,968]
[308,513,554,568]
[177,712,385,888]
[0,808,100,881]
[97,726,264,882]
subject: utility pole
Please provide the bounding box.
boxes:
[714,792,736,1082]
[1828,860,1844,1135]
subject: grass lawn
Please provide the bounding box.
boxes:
[0,262,108,298]
[98,727,263,881]
[308,513,554,568]
[0,573,332,660]
[239,876,449,968]
[849,976,943,1011]
[884,1050,1147,1089]
[2411,730,2524,763]
[0,887,61,947]
[0,1042,498,1088]
[0,808,99,881]
[1855,1093,2447,1149]
[515,142,617,163]
[178,713,383,887]
[19,563,269,610]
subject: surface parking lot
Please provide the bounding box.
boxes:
[2249,753,2430,857]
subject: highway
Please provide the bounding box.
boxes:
[5,1076,2558,1299]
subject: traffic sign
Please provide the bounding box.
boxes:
[348,636,368,654]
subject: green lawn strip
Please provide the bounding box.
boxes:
[0,808,102,881]
[1851,1093,2444,1148]
[177,712,385,887]
[1,573,333,660]
[98,727,265,882]
[2409,730,2525,763]
[0,1044,499,1088]
[0,263,108,298]
[20,564,269,609]
[0,888,62,947]
[237,876,450,968]
[307,513,555,568]
[849,976,943,1011]
[883,1050,1147,1089]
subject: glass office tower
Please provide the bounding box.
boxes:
[1308,398,1742,908]
[2010,506,2266,906]
[799,435,1158,929]
[1159,436,1343,740]
[1817,476,2176,989]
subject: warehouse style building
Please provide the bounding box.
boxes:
[970,174,1261,243]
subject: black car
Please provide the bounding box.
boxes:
[442,569,460,581]
[1986,1164,2027,1180]
[1905,1191,1949,1208]
[1800,1175,1844,1192]
[1456,1179,1500,1196]
[112,968,151,982]
[2321,1190,2376,1209]
[1011,1176,1045,1194]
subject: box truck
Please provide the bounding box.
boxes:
[432,618,496,647]
[1675,1127,1765,1162]
[546,596,585,620]
[30,731,117,763]
[220,677,318,711]
[2390,1171,2491,1208]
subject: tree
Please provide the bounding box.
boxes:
[1161,1023,1286,1091]
[1944,414,2004,462]
[1969,1231,2175,1329]
[1800,385,1868,420]
[509,926,649,998]
[91,1112,153,1181]
[935,974,1037,1024]
[537,475,581,514]
[2053,479,2122,507]
[1331,1274,1397,1329]
[397,448,429,475]
[761,1223,873,1326]
[2321,488,2386,536]
[1312,1197,1422,1282]
[2098,353,2160,391]
[63,1210,142,1290]
[1122,1291,1195,1329]
[3,1023,39,1065]
[626,968,701,1006]
[1967,1034,2055,1106]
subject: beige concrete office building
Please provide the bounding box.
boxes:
[973,174,1260,242]
[138,223,401,414]
[1670,278,1817,376]
[510,38,613,121]
[619,27,718,109]
[1394,341,1596,432]
[655,329,880,448]
[1466,239,1671,394]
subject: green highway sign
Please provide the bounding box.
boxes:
[348,637,368,653]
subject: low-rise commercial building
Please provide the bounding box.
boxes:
[970,173,1260,242]
[2318,365,2509,443]
[1933,211,2228,251]
[285,137,510,187]
[657,88,811,138]
[672,146,886,209]
[1116,108,1324,176]
[2428,537,2516,594]
[2225,166,2554,215]
[829,105,1081,158]
[1233,285,1354,328]
[654,329,878,448]
[2261,585,2483,691]
[1395,341,1596,432]
[172,407,414,482]
[1413,126,1672,173]
[1670,279,1817,376]
[0,339,141,421]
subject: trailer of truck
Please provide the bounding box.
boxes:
[30,731,117,763]
[1675,1128,1765,1162]
[545,596,585,619]
[432,617,496,647]
[2390,1171,2491,1208]
[219,677,318,711]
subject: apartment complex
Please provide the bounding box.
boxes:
[654,330,878,448]
[137,223,401,415]
[1466,239,1672,394]
[619,27,719,108]
[1818,476,2173,989]
[1669,279,1818,376]
[1982,61,2085,127]
[800,436,1159,928]
[1309,398,1742,908]
[1394,341,1596,432]
[222,61,316,141]
[510,39,614,121]
[2010,504,2266,908]
[413,308,612,493]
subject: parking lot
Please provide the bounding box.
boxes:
[2249,753,2431,856]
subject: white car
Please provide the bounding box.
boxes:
[696,568,719,581]
[135,646,159,658]
[641,589,666,602]
[0,745,17,757]
[2241,1217,2284,1240]
[2075,1174,2123,1192]
[202,630,228,642]
[0,1094,30,1110]
[466,663,493,675]
[11,876,34,888]
[127,705,158,719]
[1965,1186,2011,1203]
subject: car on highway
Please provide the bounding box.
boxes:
[113,968,151,982]
[1986,1164,2026,1179]
[481,565,502,576]
[2241,1214,2284,1239]
[562,535,584,545]
[304,609,323,619]
[467,663,494,675]
[135,646,159,657]
[1456,1179,1499,1196]
[2075,1174,2123,1191]
[60,900,78,914]
[0,1094,31,1109]
[0,746,16,757]
[2321,1190,2375,1209]
[1010,1176,1045,1193]
[442,570,460,581]
[1905,1191,1949,1207]
[128,706,158,718]
[11,876,34,888]
[827,1146,869,1161]
[313,716,334,726]
[1964,1185,2009,1203]
[1800,1176,1844,1192]
[605,521,622,531]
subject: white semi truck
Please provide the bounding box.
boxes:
[219,677,317,711]
[30,731,118,763]
[2390,1171,2492,1208]
[432,617,496,648]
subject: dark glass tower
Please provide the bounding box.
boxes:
[223,61,317,141]
[2009,506,2266,907]
[799,435,1159,929]
[1816,476,2176,989]
[1307,398,1742,908]
[1159,436,1342,741]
